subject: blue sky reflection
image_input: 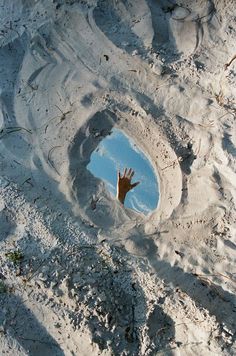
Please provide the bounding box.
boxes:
[87,129,159,214]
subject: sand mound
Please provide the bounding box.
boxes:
[0,0,236,354]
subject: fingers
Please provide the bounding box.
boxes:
[122,168,127,178]
[127,168,132,178]
[122,168,136,180]
[123,168,134,178]
[131,181,140,188]
[118,170,121,179]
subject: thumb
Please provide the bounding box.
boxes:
[131,181,140,189]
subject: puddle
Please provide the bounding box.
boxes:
[87,128,159,214]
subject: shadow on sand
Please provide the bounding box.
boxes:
[0,293,64,355]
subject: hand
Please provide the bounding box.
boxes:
[117,168,140,204]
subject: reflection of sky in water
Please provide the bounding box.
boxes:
[87,128,159,214]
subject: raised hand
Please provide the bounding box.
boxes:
[117,168,140,204]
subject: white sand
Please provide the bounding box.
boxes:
[0,0,236,354]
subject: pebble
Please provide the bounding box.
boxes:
[50,281,57,289]
[222,324,234,336]
[131,50,138,56]
[70,288,76,297]
[54,288,63,297]
[152,63,163,75]
[172,6,190,20]
[38,272,48,281]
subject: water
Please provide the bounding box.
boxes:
[87,128,159,214]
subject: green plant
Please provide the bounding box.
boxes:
[6,250,24,265]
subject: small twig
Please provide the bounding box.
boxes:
[215,113,229,121]
[0,126,32,139]
[175,320,205,328]
[27,81,38,91]
[36,104,72,133]
[59,244,98,259]
[44,124,49,134]
[161,157,182,171]
[47,146,62,176]
[6,126,32,134]
[199,120,214,128]
[54,104,63,115]
[53,105,72,125]
[9,298,29,324]
[155,79,171,91]
[215,91,225,107]
[33,196,41,204]
[156,341,204,354]
[193,272,236,284]
[194,139,201,157]
[17,336,62,348]
[26,257,50,282]
[172,5,215,23]
[224,54,236,70]
[39,115,59,133]
[19,79,39,94]
[21,178,33,187]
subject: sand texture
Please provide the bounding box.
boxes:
[0,0,236,355]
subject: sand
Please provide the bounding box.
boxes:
[0,0,236,355]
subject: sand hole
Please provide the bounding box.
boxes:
[87,128,159,214]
